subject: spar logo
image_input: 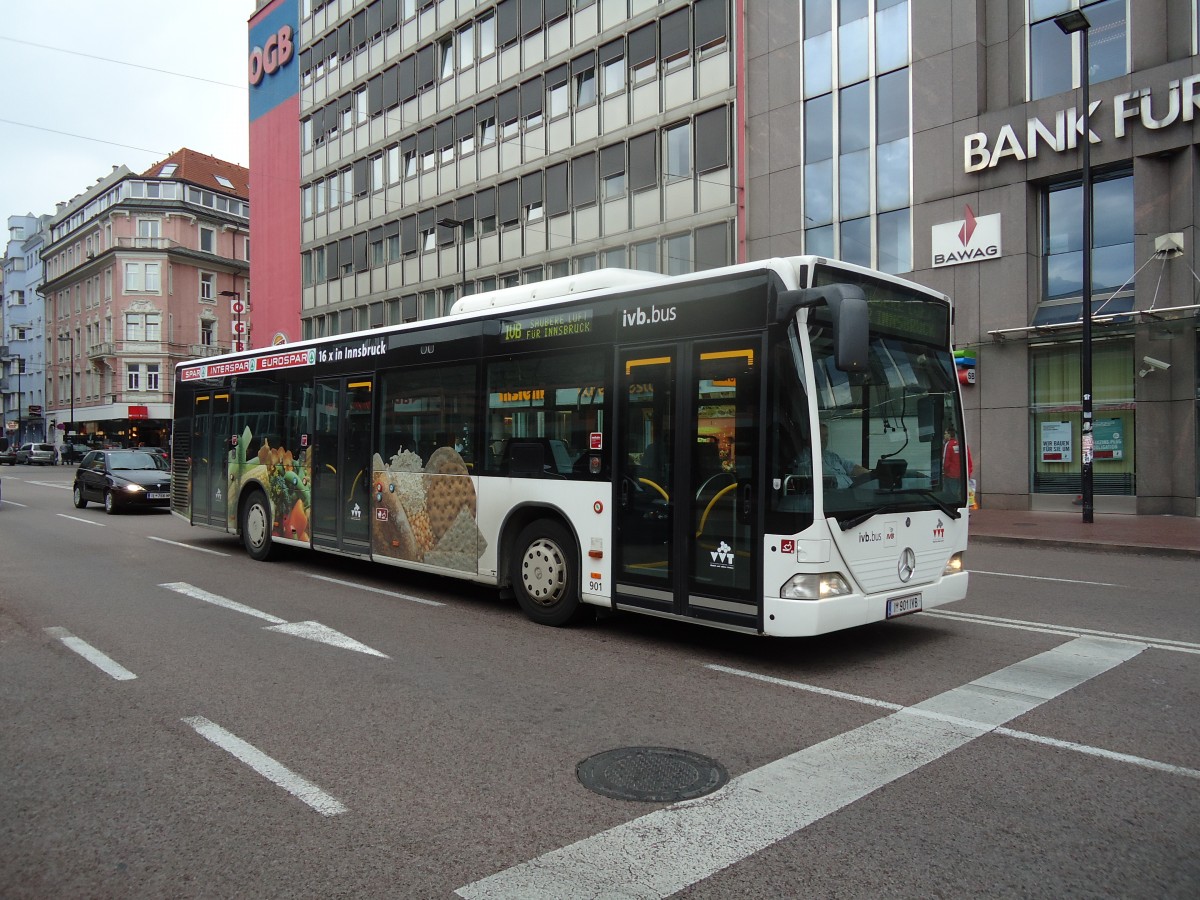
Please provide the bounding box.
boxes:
[621,304,677,327]
[931,205,1002,268]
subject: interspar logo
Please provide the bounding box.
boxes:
[931,205,1001,268]
[622,305,677,327]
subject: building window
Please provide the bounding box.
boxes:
[200,227,216,253]
[602,54,625,95]
[1030,340,1135,495]
[201,319,215,346]
[575,64,596,107]
[200,272,215,301]
[125,260,160,292]
[126,363,160,392]
[665,233,693,276]
[479,116,496,146]
[1030,0,1128,101]
[548,74,569,118]
[1041,170,1134,312]
[632,240,657,272]
[664,122,691,181]
[135,219,160,247]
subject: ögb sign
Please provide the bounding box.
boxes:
[248,25,294,86]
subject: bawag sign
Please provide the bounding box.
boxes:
[931,205,1001,268]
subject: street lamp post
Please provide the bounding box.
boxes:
[219,289,246,352]
[56,334,74,437]
[437,217,468,300]
[1055,8,1094,525]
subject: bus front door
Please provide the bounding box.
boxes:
[191,390,229,528]
[615,339,762,629]
[311,377,373,554]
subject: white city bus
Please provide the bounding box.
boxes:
[172,256,968,636]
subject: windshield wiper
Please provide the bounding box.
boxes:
[834,491,961,531]
[836,505,907,530]
[885,488,961,520]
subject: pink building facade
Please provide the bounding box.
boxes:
[41,149,250,447]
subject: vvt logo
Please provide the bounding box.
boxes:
[710,540,734,569]
[622,305,677,327]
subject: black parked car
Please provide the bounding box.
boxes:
[73,449,172,514]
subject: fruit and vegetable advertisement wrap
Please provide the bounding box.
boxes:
[228,426,313,542]
[371,446,487,572]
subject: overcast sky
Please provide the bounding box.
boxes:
[0,1,253,223]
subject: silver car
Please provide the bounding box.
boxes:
[17,443,58,465]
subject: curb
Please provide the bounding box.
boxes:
[971,533,1200,559]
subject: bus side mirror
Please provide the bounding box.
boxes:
[778,285,869,373]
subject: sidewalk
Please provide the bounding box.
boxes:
[968,507,1200,557]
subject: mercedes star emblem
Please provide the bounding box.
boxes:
[898,548,917,583]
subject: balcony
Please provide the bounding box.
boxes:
[88,342,114,361]
[114,237,174,250]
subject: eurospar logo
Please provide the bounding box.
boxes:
[931,205,1001,268]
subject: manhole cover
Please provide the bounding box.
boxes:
[577,747,728,802]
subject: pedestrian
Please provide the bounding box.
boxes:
[943,425,973,481]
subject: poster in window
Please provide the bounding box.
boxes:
[1040,420,1073,462]
[1092,417,1124,460]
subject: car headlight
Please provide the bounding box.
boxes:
[124,483,146,493]
[780,572,852,600]
[943,552,964,575]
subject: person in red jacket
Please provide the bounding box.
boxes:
[942,425,973,481]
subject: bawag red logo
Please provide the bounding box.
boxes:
[931,205,1002,268]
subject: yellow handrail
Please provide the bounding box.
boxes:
[696,483,738,537]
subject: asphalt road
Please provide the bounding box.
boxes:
[1,465,1197,898]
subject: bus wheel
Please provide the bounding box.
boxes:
[511,520,586,626]
[241,489,275,561]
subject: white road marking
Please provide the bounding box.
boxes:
[44,627,136,681]
[29,480,70,490]
[159,582,287,624]
[160,582,389,657]
[970,569,1119,587]
[994,727,1200,780]
[710,663,1199,780]
[1,499,28,507]
[303,572,445,606]
[456,638,1143,899]
[57,513,105,526]
[928,609,1200,654]
[264,621,390,657]
[148,535,231,556]
[182,716,347,817]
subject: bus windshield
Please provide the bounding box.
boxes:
[810,304,964,524]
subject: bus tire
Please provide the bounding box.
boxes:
[241,489,275,561]
[511,519,586,627]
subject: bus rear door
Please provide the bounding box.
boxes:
[191,391,229,528]
[311,376,373,554]
[615,338,763,630]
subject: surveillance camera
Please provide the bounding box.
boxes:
[1138,356,1171,377]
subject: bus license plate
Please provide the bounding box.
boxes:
[887,593,922,618]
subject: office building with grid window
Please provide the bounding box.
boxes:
[248,0,1198,515]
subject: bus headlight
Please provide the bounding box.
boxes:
[780,573,852,601]
[943,552,964,575]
